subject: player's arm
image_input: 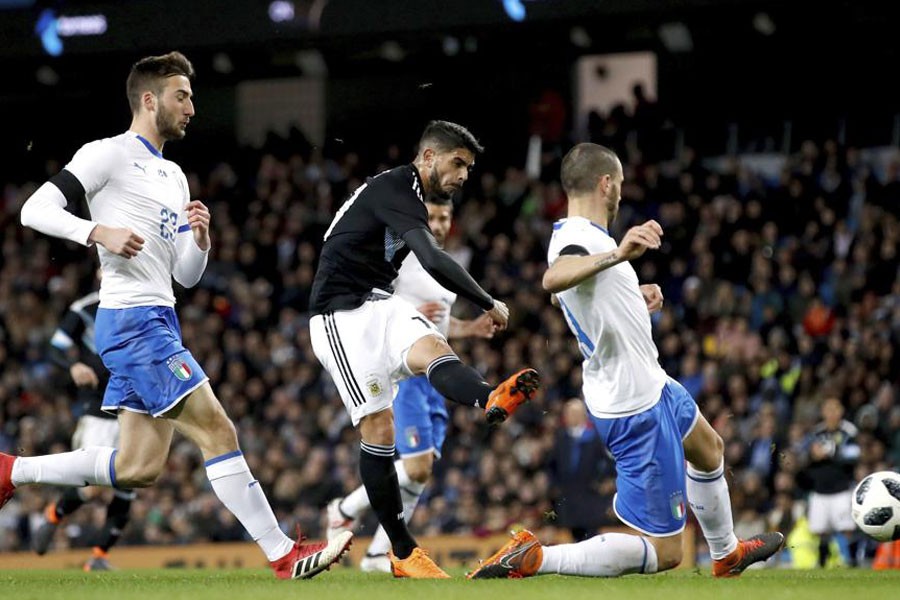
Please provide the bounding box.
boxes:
[542,220,663,293]
[402,228,508,328]
[20,142,144,258]
[448,314,496,339]
[172,199,211,288]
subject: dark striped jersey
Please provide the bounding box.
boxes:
[803,419,860,494]
[49,291,113,420]
[310,164,428,315]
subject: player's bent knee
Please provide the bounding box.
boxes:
[404,457,433,483]
[360,409,395,446]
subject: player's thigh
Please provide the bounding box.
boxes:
[116,410,175,477]
[683,414,723,472]
[309,309,396,427]
[385,296,450,376]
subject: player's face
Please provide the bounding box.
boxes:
[428,147,475,199]
[155,75,194,141]
[426,203,453,246]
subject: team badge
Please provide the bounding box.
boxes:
[670,491,686,520]
[167,356,193,381]
[405,426,421,449]
[366,378,382,397]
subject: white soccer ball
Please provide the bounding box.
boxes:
[851,471,900,542]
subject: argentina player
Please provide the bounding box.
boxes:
[325,195,496,573]
[470,143,783,580]
[308,120,540,578]
[2,51,350,580]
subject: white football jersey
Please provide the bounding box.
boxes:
[393,252,457,337]
[547,217,667,418]
[65,132,194,308]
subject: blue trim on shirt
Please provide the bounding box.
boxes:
[177,224,191,233]
[135,134,163,158]
[558,297,595,358]
[204,450,243,467]
[552,218,610,236]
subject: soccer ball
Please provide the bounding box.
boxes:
[851,471,900,542]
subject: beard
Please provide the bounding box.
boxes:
[156,103,186,141]
[606,185,621,225]
[428,167,454,200]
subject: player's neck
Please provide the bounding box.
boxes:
[567,196,609,230]
[128,118,165,154]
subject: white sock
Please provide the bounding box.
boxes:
[340,483,371,519]
[11,447,116,487]
[686,460,739,559]
[367,460,426,556]
[538,533,658,576]
[205,451,294,562]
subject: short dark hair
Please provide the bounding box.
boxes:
[126,51,194,113]
[560,143,620,196]
[419,120,484,155]
[425,196,453,207]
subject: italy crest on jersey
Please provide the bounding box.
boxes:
[405,426,421,449]
[166,355,193,381]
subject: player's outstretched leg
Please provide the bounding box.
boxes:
[468,529,660,579]
[425,356,541,423]
[712,532,785,578]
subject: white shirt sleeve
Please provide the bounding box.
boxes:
[20,139,118,246]
[64,139,118,196]
[172,176,209,288]
[172,229,209,288]
[20,182,97,246]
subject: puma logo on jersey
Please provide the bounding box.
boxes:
[132,162,147,174]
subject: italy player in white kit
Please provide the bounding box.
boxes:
[325,197,495,572]
[469,143,783,580]
[1,51,351,579]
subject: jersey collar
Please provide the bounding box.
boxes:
[134,134,163,158]
[553,217,610,236]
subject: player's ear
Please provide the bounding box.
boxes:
[597,173,610,195]
[142,91,156,113]
[421,147,436,166]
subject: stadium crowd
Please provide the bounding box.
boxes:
[0,109,897,566]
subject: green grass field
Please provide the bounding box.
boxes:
[1,568,898,600]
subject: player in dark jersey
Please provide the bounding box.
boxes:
[32,289,135,571]
[309,120,541,578]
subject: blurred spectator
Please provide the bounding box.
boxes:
[547,399,615,541]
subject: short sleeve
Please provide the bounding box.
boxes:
[370,174,429,236]
[64,140,120,197]
[548,223,605,264]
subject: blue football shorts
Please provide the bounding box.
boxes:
[591,377,700,536]
[96,306,208,417]
[394,375,448,459]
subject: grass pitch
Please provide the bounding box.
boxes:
[0,567,897,600]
